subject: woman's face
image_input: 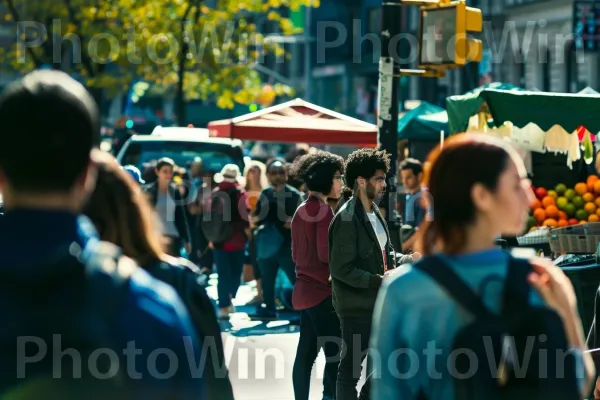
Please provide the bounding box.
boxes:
[329,170,343,199]
[475,157,534,236]
[248,166,261,186]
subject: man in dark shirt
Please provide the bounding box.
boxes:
[252,158,304,319]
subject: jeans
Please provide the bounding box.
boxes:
[214,250,245,308]
[337,316,373,400]
[257,244,296,312]
[293,296,341,400]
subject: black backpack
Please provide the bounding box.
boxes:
[201,187,239,244]
[0,241,135,399]
[414,256,580,400]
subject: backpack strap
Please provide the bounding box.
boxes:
[414,256,491,319]
[502,256,532,315]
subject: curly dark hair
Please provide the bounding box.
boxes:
[345,148,391,190]
[290,151,345,194]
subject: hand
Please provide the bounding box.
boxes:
[595,377,600,399]
[411,252,422,261]
[527,257,578,318]
[208,241,214,250]
[283,221,291,229]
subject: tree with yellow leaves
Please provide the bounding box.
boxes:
[1,0,317,124]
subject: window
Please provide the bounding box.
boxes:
[542,47,550,91]
[367,7,382,34]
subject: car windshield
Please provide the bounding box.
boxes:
[120,140,245,173]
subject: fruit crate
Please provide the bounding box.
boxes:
[548,222,600,254]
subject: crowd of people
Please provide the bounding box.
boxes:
[1,69,599,400]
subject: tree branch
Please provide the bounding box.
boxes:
[62,0,97,77]
[5,0,42,67]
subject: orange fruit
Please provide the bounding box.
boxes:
[580,220,588,224]
[558,211,568,220]
[589,214,600,222]
[585,202,597,214]
[543,218,558,228]
[594,180,600,195]
[583,192,595,203]
[575,182,589,195]
[533,208,547,223]
[542,196,556,208]
[588,175,599,192]
[545,205,559,218]
[530,199,542,210]
[595,197,600,208]
[558,219,569,227]
[597,208,600,217]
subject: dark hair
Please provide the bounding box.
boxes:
[291,151,344,194]
[266,157,286,172]
[418,134,512,255]
[345,148,391,190]
[0,70,98,192]
[399,158,423,176]
[156,157,175,171]
[84,152,165,267]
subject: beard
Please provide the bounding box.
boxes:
[366,183,384,205]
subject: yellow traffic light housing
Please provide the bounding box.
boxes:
[417,0,482,68]
[455,1,483,65]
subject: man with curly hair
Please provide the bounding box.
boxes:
[329,148,418,400]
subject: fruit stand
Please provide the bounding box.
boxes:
[446,87,600,334]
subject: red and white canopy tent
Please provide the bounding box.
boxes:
[208,98,377,147]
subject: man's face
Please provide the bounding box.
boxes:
[364,170,387,203]
[267,164,287,186]
[156,165,173,184]
[401,169,422,192]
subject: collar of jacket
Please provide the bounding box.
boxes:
[344,196,391,250]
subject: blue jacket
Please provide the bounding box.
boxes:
[0,209,204,399]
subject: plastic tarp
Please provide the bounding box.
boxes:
[445,82,523,133]
[397,101,450,141]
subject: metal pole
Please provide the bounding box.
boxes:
[304,5,312,101]
[377,0,402,250]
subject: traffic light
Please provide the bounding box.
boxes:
[454,1,482,65]
[418,0,482,67]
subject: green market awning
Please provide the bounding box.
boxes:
[446,82,523,133]
[478,89,600,134]
[398,101,449,140]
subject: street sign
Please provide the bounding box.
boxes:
[573,1,600,52]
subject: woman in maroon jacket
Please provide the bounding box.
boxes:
[291,151,345,400]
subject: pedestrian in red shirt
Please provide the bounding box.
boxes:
[290,151,345,400]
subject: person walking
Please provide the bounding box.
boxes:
[0,70,203,398]
[329,148,417,400]
[252,158,304,319]
[144,157,191,257]
[206,164,249,319]
[291,151,345,400]
[372,134,594,399]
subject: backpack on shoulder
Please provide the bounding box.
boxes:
[201,187,240,244]
[414,256,580,400]
[0,241,135,399]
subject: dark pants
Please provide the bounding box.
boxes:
[293,296,341,400]
[214,250,245,308]
[257,245,296,312]
[166,236,182,257]
[337,316,373,400]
